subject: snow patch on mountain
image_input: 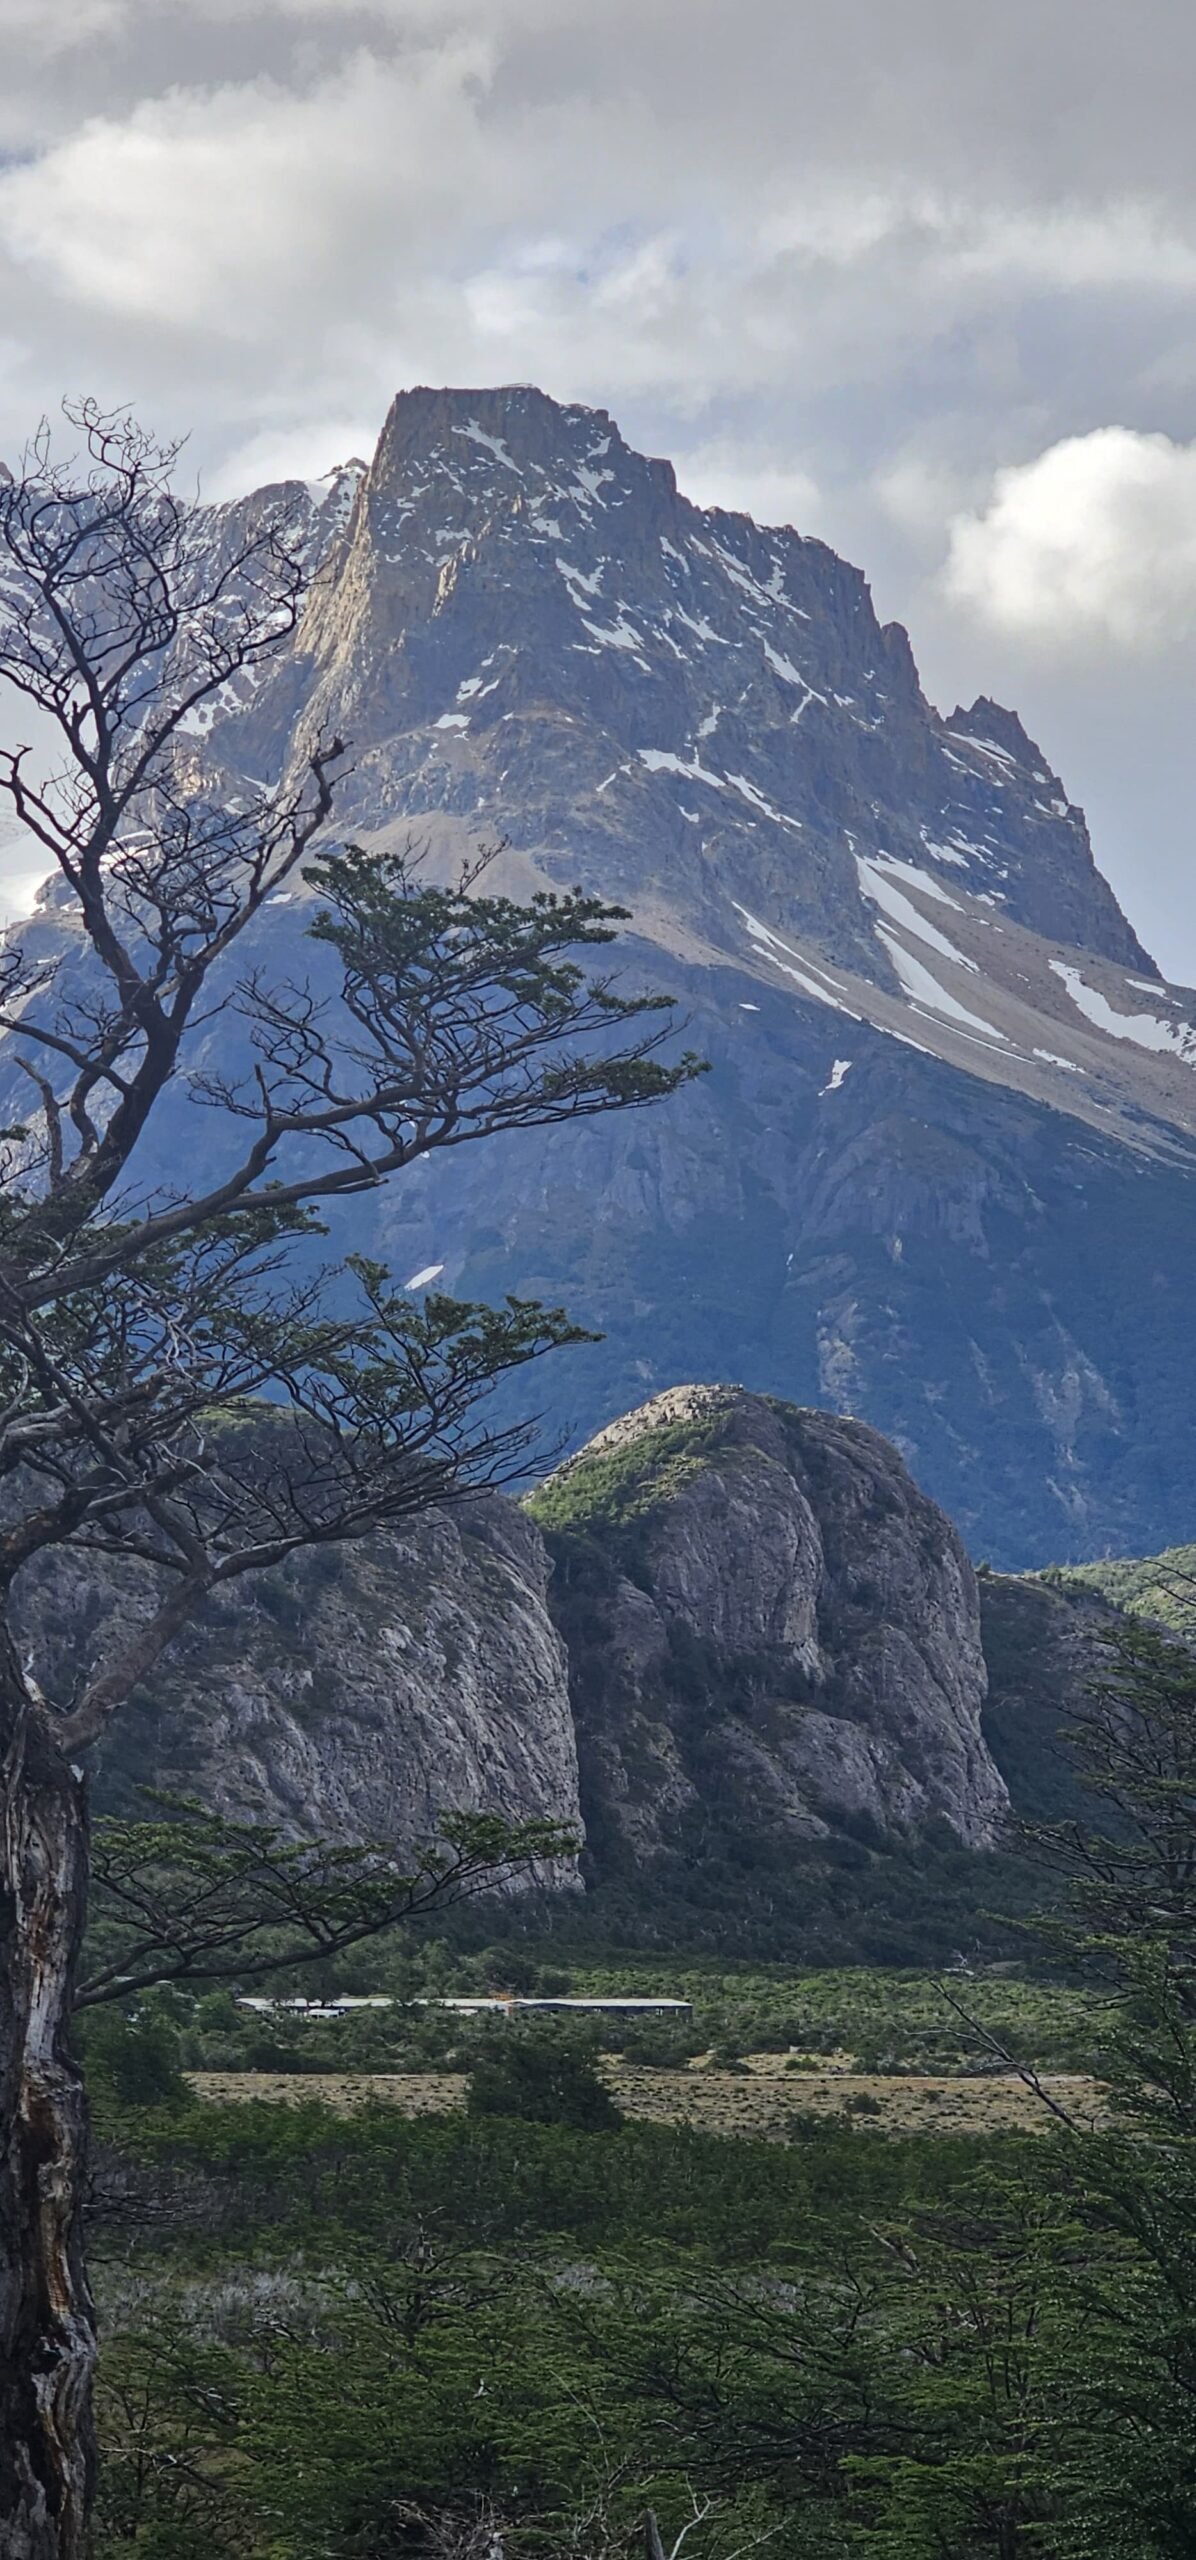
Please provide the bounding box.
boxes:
[639,748,724,789]
[856,856,978,970]
[453,422,522,474]
[876,931,1008,1045]
[735,908,860,1017]
[581,613,648,658]
[1049,963,1196,1061]
[725,771,803,830]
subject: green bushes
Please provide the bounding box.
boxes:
[78,2003,194,2113]
[466,2031,624,2132]
[88,2097,1059,2558]
[524,1408,722,1541]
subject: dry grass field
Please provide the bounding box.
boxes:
[188,2054,1105,2136]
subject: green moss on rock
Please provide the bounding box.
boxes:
[525,1397,728,1538]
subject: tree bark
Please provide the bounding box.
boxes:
[0,1645,94,2560]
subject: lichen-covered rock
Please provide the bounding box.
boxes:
[5,1383,1016,1874]
[532,1384,1009,1855]
[13,1496,581,1870]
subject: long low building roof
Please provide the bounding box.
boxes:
[237,1992,693,2016]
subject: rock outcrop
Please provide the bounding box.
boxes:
[8,1385,1024,1869]
[14,1496,581,1866]
[977,1569,1124,1828]
[530,1384,1009,1856]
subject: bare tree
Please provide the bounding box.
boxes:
[0,400,700,2559]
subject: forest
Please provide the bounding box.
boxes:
[82,1614,1196,2559]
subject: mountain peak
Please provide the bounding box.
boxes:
[269,380,1152,998]
[8,383,1196,1564]
[368,381,681,532]
[950,694,1064,787]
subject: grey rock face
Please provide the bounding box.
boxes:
[246,385,1147,980]
[14,1496,581,1867]
[537,1384,1008,1855]
[8,1382,1018,1864]
[978,1569,1118,1827]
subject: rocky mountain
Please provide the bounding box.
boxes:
[13,386,1196,1564]
[528,1385,1007,1860]
[22,1489,581,1861]
[28,1379,1122,1960]
[21,1384,1051,1896]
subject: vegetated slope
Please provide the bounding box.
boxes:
[1037,1540,1196,1628]
[12,385,1196,1560]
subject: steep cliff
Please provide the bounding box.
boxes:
[529,1385,1008,1872]
[977,1571,1118,1827]
[5,1385,1020,1885]
[14,1495,581,1864]
[2,1372,1142,1963]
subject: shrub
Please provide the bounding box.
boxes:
[785,2109,844,2144]
[467,2033,623,2132]
[79,2005,193,2111]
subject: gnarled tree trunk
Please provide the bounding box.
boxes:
[0,1647,94,2560]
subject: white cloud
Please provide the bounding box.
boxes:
[672,442,822,535]
[874,452,979,541]
[942,428,1196,654]
[0,45,498,335]
[203,418,376,499]
[931,199,1196,295]
[6,0,1196,964]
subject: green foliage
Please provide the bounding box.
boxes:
[1037,1543,1196,1631]
[86,2098,1056,2559]
[305,840,707,1121]
[82,1803,577,2008]
[78,2002,194,2113]
[1026,1614,1196,2011]
[525,1404,723,1539]
[546,1961,1110,2075]
[84,1614,1196,2560]
[467,2029,624,2132]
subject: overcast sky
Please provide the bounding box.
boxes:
[3,0,1196,971]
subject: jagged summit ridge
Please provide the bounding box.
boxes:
[219,383,1196,1172]
[267,382,1150,994]
[212,379,1196,1177]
